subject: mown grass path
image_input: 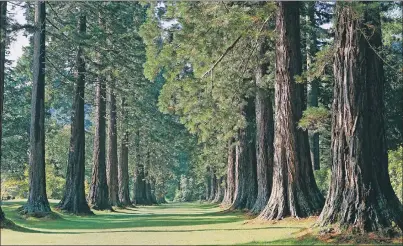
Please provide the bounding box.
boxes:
[0,199,316,245]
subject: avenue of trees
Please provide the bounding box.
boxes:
[0,1,402,235]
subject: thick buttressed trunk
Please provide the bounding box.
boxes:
[118,97,131,206]
[230,98,257,210]
[259,2,323,220]
[208,171,217,202]
[23,1,51,215]
[306,2,320,171]
[251,38,274,214]
[107,86,120,207]
[88,77,110,210]
[213,176,224,203]
[222,140,235,206]
[319,4,403,232]
[58,15,92,215]
[133,130,148,205]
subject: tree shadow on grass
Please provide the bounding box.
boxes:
[1,200,246,232]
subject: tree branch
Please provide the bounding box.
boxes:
[201,35,242,79]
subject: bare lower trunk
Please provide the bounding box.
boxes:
[213,176,224,203]
[23,1,51,215]
[133,130,148,205]
[118,98,131,206]
[58,15,92,215]
[259,2,323,220]
[208,172,217,202]
[107,86,120,207]
[230,98,257,210]
[222,140,235,206]
[319,4,403,232]
[251,37,274,214]
[88,78,110,210]
[205,166,211,200]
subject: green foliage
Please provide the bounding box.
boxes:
[298,107,330,133]
[388,147,403,202]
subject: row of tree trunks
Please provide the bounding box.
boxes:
[0,1,7,223]
[318,3,403,232]
[58,14,92,215]
[230,98,257,210]
[259,2,323,220]
[23,1,51,215]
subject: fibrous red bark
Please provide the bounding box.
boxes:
[318,3,403,232]
[259,2,323,220]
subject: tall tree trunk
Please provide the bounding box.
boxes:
[222,140,235,206]
[208,171,217,201]
[144,150,155,204]
[306,1,320,171]
[205,166,211,200]
[23,1,51,215]
[230,98,257,210]
[251,38,274,214]
[0,1,7,223]
[213,176,224,203]
[118,97,131,206]
[259,2,323,220]
[318,3,403,232]
[107,85,120,207]
[58,15,92,215]
[88,54,110,210]
[133,129,148,205]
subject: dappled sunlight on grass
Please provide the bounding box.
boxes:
[2,200,398,245]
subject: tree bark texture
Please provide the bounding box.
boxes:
[251,37,274,214]
[133,130,148,205]
[230,98,257,210]
[222,140,235,206]
[107,85,120,207]
[205,166,211,200]
[318,3,403,232]
[58,15,92,215]
[118,97,131,206]
[23,1,51,215]
[259,2,323,220]
[88,70,110,210]
[306,1,320,171]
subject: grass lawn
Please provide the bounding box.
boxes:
[0,200,401,245]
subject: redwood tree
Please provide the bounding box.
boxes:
[251,38,274,214]
[23,1,51,215]
[230,98,257,210]
[222,140,235,206]
[259,2,323,220]
[58,15,92,215]
[107,85,120,207]
[118,97,131,206]
[318,3,403,232]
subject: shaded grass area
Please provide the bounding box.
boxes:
[2,200,401,245]
[1,200,244,232]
